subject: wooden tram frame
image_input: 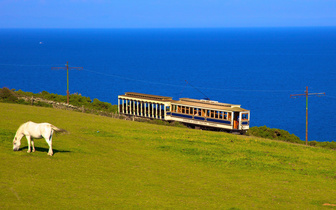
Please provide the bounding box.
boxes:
[118,92,250,133]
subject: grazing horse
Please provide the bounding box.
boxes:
[13,121,67,156]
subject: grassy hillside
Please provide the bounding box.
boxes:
[0,103,336,209]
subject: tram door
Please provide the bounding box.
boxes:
[233,112,239,129]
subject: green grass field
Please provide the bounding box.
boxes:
[1,103,336,209]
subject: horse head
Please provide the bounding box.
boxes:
[13,137,20,151]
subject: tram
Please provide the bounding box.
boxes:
[118,92,250,133]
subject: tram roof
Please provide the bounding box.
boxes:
[120,92,173,102]
[119,92,249,112]
[173,98,248,112]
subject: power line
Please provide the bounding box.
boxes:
[185,80,210,100]
[0,63,64,67]
[325,95,336,99]
[82,68,303,93]
[0,62,317,94]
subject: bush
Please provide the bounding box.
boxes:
[247,126,336,150]
[12,89,118,113]
[89,98,117,113]
[315,141,336,150]
[0,87,18,103]
[35,101,53,108]
[309,141,318,147]
[247,126,303,144]
[15,89,34,97]
[43,93,66,102]
[69,94,91,107]
[17,99,29,105]
[327,141,336,150]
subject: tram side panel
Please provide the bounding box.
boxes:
[166,105,250,131]
[166,112,234,130]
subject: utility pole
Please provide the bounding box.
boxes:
[51,61,83,104]
[290,86,325,145]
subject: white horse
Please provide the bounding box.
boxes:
[13,121,67,156]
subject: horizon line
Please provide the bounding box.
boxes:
[1,26,336,30]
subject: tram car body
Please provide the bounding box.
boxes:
[118,92,250,132]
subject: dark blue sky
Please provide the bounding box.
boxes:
[1,0,335,28]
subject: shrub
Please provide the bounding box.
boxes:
[247,126,336,150]
[0,87,18,103]
[309,141,318,147]
[69,94,91,107]
[35,101,53,108]
[43,93,66,102]
[17,99,29,105]
[89,98,117,113]
[326,141,336,150]
[247,126,303,144]
[41,90,50,96]
[318,142,330,148]
[15,89,34,97]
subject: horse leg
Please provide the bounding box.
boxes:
[31,138,35,152]
[46,134,53,156]
[26,136,31,153]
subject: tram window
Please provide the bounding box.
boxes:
[186,107,190,114]
[210,110,214,118]
[166,106,170,111]
[194,108,198,115]
[177,106,181,113]
[203,110,206,117]
[224,112,227,120]
[190,107,194,115]
[215,111,219,119]
[207,110,210,117]
[242,113,249,120]
[219,111,223,119]
[182,106,185,114]
[228,113,232,120]
[198,109,202,116]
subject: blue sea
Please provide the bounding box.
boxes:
[1,28,335,142]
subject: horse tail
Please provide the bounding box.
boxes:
[50,124,68,134]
